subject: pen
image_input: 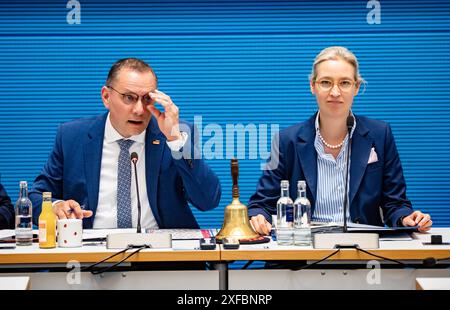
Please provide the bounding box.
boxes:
[0,246,16,250]
[66,204,87,218]
[83,242,105,246]
[67,204,86,213]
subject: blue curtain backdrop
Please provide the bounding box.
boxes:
[0,0,449,227]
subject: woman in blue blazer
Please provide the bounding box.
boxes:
[248,46,432,235]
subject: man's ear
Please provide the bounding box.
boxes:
[101,86,110,109]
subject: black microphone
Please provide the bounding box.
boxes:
[130,152,142,233]
[343,115,354,233]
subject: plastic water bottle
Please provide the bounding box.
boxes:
[293,180,312,246]
[276,180,294,245]
[15,181,33,246]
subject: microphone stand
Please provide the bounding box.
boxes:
[343,122,352,233]
[131,158,142,234]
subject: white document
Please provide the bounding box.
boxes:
[0,230,15,239]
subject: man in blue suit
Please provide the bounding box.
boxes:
[0,182,14,229]
[31,58,221,229]
[249,46,431,235]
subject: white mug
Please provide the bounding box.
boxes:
[57,219,83,248]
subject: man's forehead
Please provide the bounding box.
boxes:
[115,68,156,87]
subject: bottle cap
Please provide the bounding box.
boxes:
[297,180,306,189]
[42,192,52,199]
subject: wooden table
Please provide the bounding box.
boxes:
[0,239,222,290]
[1,228,450,290]
[220,228,450,290]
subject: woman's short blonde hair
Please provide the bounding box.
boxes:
[310,46,366,86]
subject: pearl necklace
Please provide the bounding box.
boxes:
[317,130,345,149]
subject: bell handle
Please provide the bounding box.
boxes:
[231,158,239,198]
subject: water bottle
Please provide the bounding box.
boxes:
[293,180,312,246]
[276,180,294,245]
[15,181,33,246]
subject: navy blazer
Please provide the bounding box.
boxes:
[30,113,221,229]
[248,114,413,227]
[0,183,14,229]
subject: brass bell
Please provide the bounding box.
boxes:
[215,159,260,241]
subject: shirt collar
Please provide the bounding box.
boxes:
[104,113,146,144]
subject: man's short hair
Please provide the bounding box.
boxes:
[106,58,158,86]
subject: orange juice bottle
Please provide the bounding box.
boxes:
[38,192,56,248]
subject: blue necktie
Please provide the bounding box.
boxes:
[117,139,134,228]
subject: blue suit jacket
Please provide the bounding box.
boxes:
[30,113,221,229]
[0,183,14,229]
[248,114,413,227]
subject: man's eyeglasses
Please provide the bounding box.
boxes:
[315,79,357,92]
[107,86,154,105]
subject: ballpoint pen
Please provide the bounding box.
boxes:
[66,204,87,218]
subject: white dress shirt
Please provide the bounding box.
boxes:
[94,114,187,229]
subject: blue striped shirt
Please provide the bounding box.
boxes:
[312,112,356,224]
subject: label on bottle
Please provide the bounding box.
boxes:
[39,221,47,243]
[286,205,294,223]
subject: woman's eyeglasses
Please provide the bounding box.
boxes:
[315,79,356,92]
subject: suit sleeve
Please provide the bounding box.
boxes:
[380,124,413,227]
[172,124,221,211]
[0,183,15,229]
[247,132,287,224]
[30,125,65,224]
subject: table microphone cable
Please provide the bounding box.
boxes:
[290,246,406,271]
[80,246,130,272]
[422,257,450,267]
[90,246,149,275]
[241,248,445,270]
[291,248,342,271]
[355,247,450,268]
[80,245,151,275]
[242,260,254,269]
[242,248,343,270]
[354,246,406,266]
